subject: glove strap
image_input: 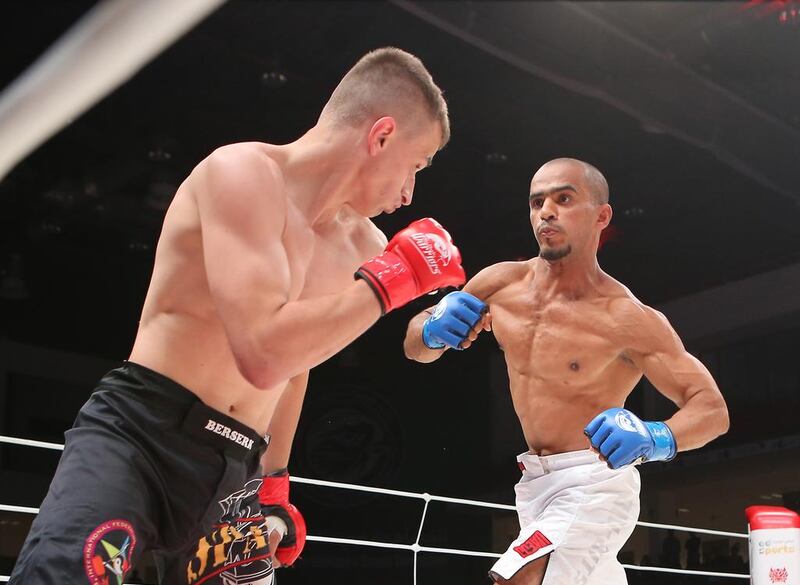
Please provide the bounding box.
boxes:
[355,250,416,315]
[421,316,446,349]
[644,421,677,462]
[259,468,290,504]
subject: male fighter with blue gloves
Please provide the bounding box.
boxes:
[405,158,729,585]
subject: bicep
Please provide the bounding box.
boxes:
[462,263,507,302]
[636,348,718,408]
[625,306,719,407]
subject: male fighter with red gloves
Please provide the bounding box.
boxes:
[404,158,729,585]
[10,48,460,585]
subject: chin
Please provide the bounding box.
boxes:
[540,245,572,261]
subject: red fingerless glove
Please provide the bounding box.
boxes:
[356,218,466,314]
[258,469,306,567]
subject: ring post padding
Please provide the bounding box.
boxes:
[747,505,800,585]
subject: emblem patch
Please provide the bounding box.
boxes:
[513,530,552,558]
[83,519,136,585]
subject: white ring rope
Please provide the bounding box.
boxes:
[0,434,750,581]
[292,475,515,510]
[0,435,64,451]
[0,0,228,182]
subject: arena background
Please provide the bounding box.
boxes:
[1,1,799,583]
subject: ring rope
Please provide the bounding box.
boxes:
[0,434,750,581]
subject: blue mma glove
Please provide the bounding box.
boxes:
[422,291,487,350]
[584,407,676,469]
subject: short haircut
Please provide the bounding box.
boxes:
[320,47,450,147]
[547,158,609,205]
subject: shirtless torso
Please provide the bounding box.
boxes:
[129,142,386,434]
[406,157,727,460]
[468,259,646,454]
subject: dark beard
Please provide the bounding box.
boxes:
[540,244,572,261]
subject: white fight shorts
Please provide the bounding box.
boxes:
[490,449,640,585]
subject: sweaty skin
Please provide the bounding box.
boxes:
[459,259,690,454]
[405,159,728,457]
[130,117,441,438]
[130,144,380,433]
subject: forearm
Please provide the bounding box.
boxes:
[245,280,381,388]
[665,388,729,452]
[261,372,309,473]
[403,310,446,363]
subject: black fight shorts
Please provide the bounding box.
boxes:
[8,361,272,585]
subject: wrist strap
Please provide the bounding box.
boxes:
[644,421,677,462]
[355,267,388,315]
[260,469,290,503]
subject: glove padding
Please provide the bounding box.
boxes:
[258,469,306,567]
[422,291,487,350]
[355,218,466,315]
[584,407,676,469]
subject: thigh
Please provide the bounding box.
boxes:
[584,557,629,585]
[543,469,639,585]
[9,423,159,584]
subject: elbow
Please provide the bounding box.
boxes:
[403,336,415,361]
[716,400,730,437]
[245,369,282,391]
[238,362,278,391]
[402,331,419,361]
[234,351,284,391]
[706,390,730,438]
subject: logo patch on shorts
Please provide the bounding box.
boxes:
[513,530,552,558]
[187,478,274,584]
[83,519,136,585]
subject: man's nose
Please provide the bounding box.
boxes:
[540,197,558,220]
[401,174,415,205]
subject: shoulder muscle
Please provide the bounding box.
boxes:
[463,261,529,302]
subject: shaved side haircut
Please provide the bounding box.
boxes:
[547,158,609,205]
[320,47,450,147]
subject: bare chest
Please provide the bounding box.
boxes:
[491,292,627,385]
[283,213,372,300]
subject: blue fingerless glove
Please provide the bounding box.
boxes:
[422,291,487,350]
[583,407,677,469]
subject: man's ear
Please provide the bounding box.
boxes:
[368,116,397,155]
[597,203,613,230]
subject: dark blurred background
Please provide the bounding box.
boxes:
[1,1,799,583]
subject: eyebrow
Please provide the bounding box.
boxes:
[529,183,578,200]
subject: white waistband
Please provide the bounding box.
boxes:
[517,449,600,475]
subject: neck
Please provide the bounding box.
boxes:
[535,249,603,297]
[275,123,365,225]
